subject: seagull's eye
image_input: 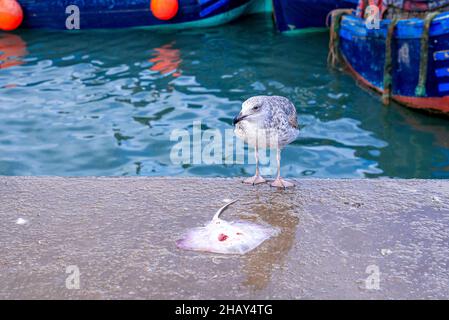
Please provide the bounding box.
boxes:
[253,105,260,111]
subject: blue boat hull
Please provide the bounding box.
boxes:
[339,13,449,115]
[273,0,357,32]
[17,0,252,29]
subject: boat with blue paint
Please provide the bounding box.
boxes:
[273,0,358,32]
[336,11,449,115]
[17,0,253,29]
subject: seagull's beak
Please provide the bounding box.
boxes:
[233,113,247,126]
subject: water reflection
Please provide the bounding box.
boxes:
[241,192,300,291]
[149,42,182,77]
[394,107,449,178]
[0,33,27,70]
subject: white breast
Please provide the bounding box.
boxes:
[235,121,298,149]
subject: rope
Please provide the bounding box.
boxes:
[327,9,354,68]
[382,17,400,105]
[415,11,441,97]
[328,6,441,103]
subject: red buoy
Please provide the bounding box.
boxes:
[0,0,23,31]
[150,0,179,21]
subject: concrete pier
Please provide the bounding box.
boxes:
[1,177,448,299]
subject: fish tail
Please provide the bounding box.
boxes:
[213,199,238,220]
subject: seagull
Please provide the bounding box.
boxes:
[233,96,299,188]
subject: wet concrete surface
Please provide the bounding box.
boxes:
[0,177,449,299]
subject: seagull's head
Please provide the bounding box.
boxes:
[233,96,269,127]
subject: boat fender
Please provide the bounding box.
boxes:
[150,0,179,20]
[0,0,23,31]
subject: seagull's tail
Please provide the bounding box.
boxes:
[213,199,238,221]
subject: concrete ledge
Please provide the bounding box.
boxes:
[1,177,449,299]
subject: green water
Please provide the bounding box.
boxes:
[1,14,448,178]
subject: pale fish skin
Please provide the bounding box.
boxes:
[176,200,278,255]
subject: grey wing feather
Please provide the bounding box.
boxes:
[264,96,300,130]
[275,97,299,130]
[289,113,299,130]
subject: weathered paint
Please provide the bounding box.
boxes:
[342,55,449,115]
[17,0,252,29]
[339,13,449,114]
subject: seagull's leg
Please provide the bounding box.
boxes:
[243,145,266,185]
[271,148,294,188]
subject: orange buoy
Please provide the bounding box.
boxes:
[150,0,178,21]
[0,0,23,31]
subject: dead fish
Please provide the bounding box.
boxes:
[176,200,278,255]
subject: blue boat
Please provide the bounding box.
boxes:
[273,0,358,32]
[337,11,449,115]
[17,0,253,29]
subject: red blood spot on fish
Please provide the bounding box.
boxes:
[218,233,228,241]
